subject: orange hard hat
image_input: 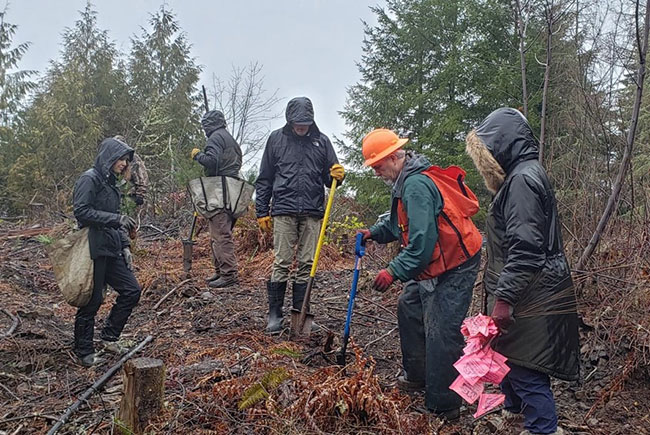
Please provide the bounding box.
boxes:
[362,128,409,166]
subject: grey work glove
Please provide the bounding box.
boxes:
[119,215,136,232]
[123,247,134,271]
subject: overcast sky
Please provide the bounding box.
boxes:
[7,0,383,152]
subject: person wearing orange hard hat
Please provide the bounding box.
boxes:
[356,128,482,420]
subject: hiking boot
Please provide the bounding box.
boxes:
[208,275,239,288]
[397,373,425,392]
[266,281,286,334]
[101,339,132,355]
[205,272,220,283]
[497,409,525,430]
[78,353,104,367]
[503,410,522,421]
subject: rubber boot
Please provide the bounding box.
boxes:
[293,282,321,332]
[266,281,286,334]
[292,282,307,311]
[73,316,95,358]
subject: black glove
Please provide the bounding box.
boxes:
[130,194,144,206]
[491,299,514,333]
[119,215,136,231]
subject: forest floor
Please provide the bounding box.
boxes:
[0,213,649,434]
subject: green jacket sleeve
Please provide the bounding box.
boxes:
[387,174,442,282]
[369,212,399,244]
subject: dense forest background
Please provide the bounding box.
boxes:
[0,0,649,269]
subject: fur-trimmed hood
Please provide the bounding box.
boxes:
[465,107,538,193]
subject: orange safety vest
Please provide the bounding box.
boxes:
[397,165,482,280]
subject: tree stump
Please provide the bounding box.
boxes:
[117,357,165,434]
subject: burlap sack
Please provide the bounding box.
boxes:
[47,228,94,307]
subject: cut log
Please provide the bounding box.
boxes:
[117,357,165,434]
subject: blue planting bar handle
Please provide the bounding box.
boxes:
[355,232,366,258]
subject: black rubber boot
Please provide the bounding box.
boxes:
[292,282,321,332]
[292,282,308,311]
[266,281,286,334]
[73,316,95,358]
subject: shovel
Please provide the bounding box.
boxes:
[182,211,198,275]
[337,232,366,366]
[290,178,338,337]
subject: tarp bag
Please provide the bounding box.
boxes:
[47,228,94,307]
[187,176,254,219]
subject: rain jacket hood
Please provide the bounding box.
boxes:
[94,138,134,180]
[473,107,538,173]
[201,110,227,137]
[283,97,321,136]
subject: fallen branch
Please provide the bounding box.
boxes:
[47,335,154,435]
[326,305,397,326]
[0,382,19,401]
[363,327,398,351]
[153,278,193,311]
[357,295,398,319]
[0,413,59,425]
[0,309,19,338]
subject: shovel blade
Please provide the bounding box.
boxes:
[182,239,194,274]
[290,308,314,337]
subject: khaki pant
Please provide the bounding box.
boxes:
[271,215,321,283]
[208,212,238,278]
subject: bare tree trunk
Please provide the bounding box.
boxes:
[513,0,530,117]
[539,0,554,165]
[576,0,650,271]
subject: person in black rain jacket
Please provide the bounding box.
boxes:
[255,97,344,333]
[465,108,579,435]
[72,137,141,366]
[191,110,243,288]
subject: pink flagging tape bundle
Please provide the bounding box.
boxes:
[450,314,510,418]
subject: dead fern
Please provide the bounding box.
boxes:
[238,367,290,410]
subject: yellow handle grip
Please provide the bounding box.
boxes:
[309,178,337,278]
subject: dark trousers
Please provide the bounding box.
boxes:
[397,253,480,412]
[501,363,558,434]
[74,255,141,357]
[208,212,238,278]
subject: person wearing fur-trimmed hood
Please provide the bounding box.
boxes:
[466,108,579,435]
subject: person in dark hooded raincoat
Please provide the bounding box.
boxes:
[465,108,580,435]
[191,110,243,288]
[255,97,345,334]
[72,137,142,367]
